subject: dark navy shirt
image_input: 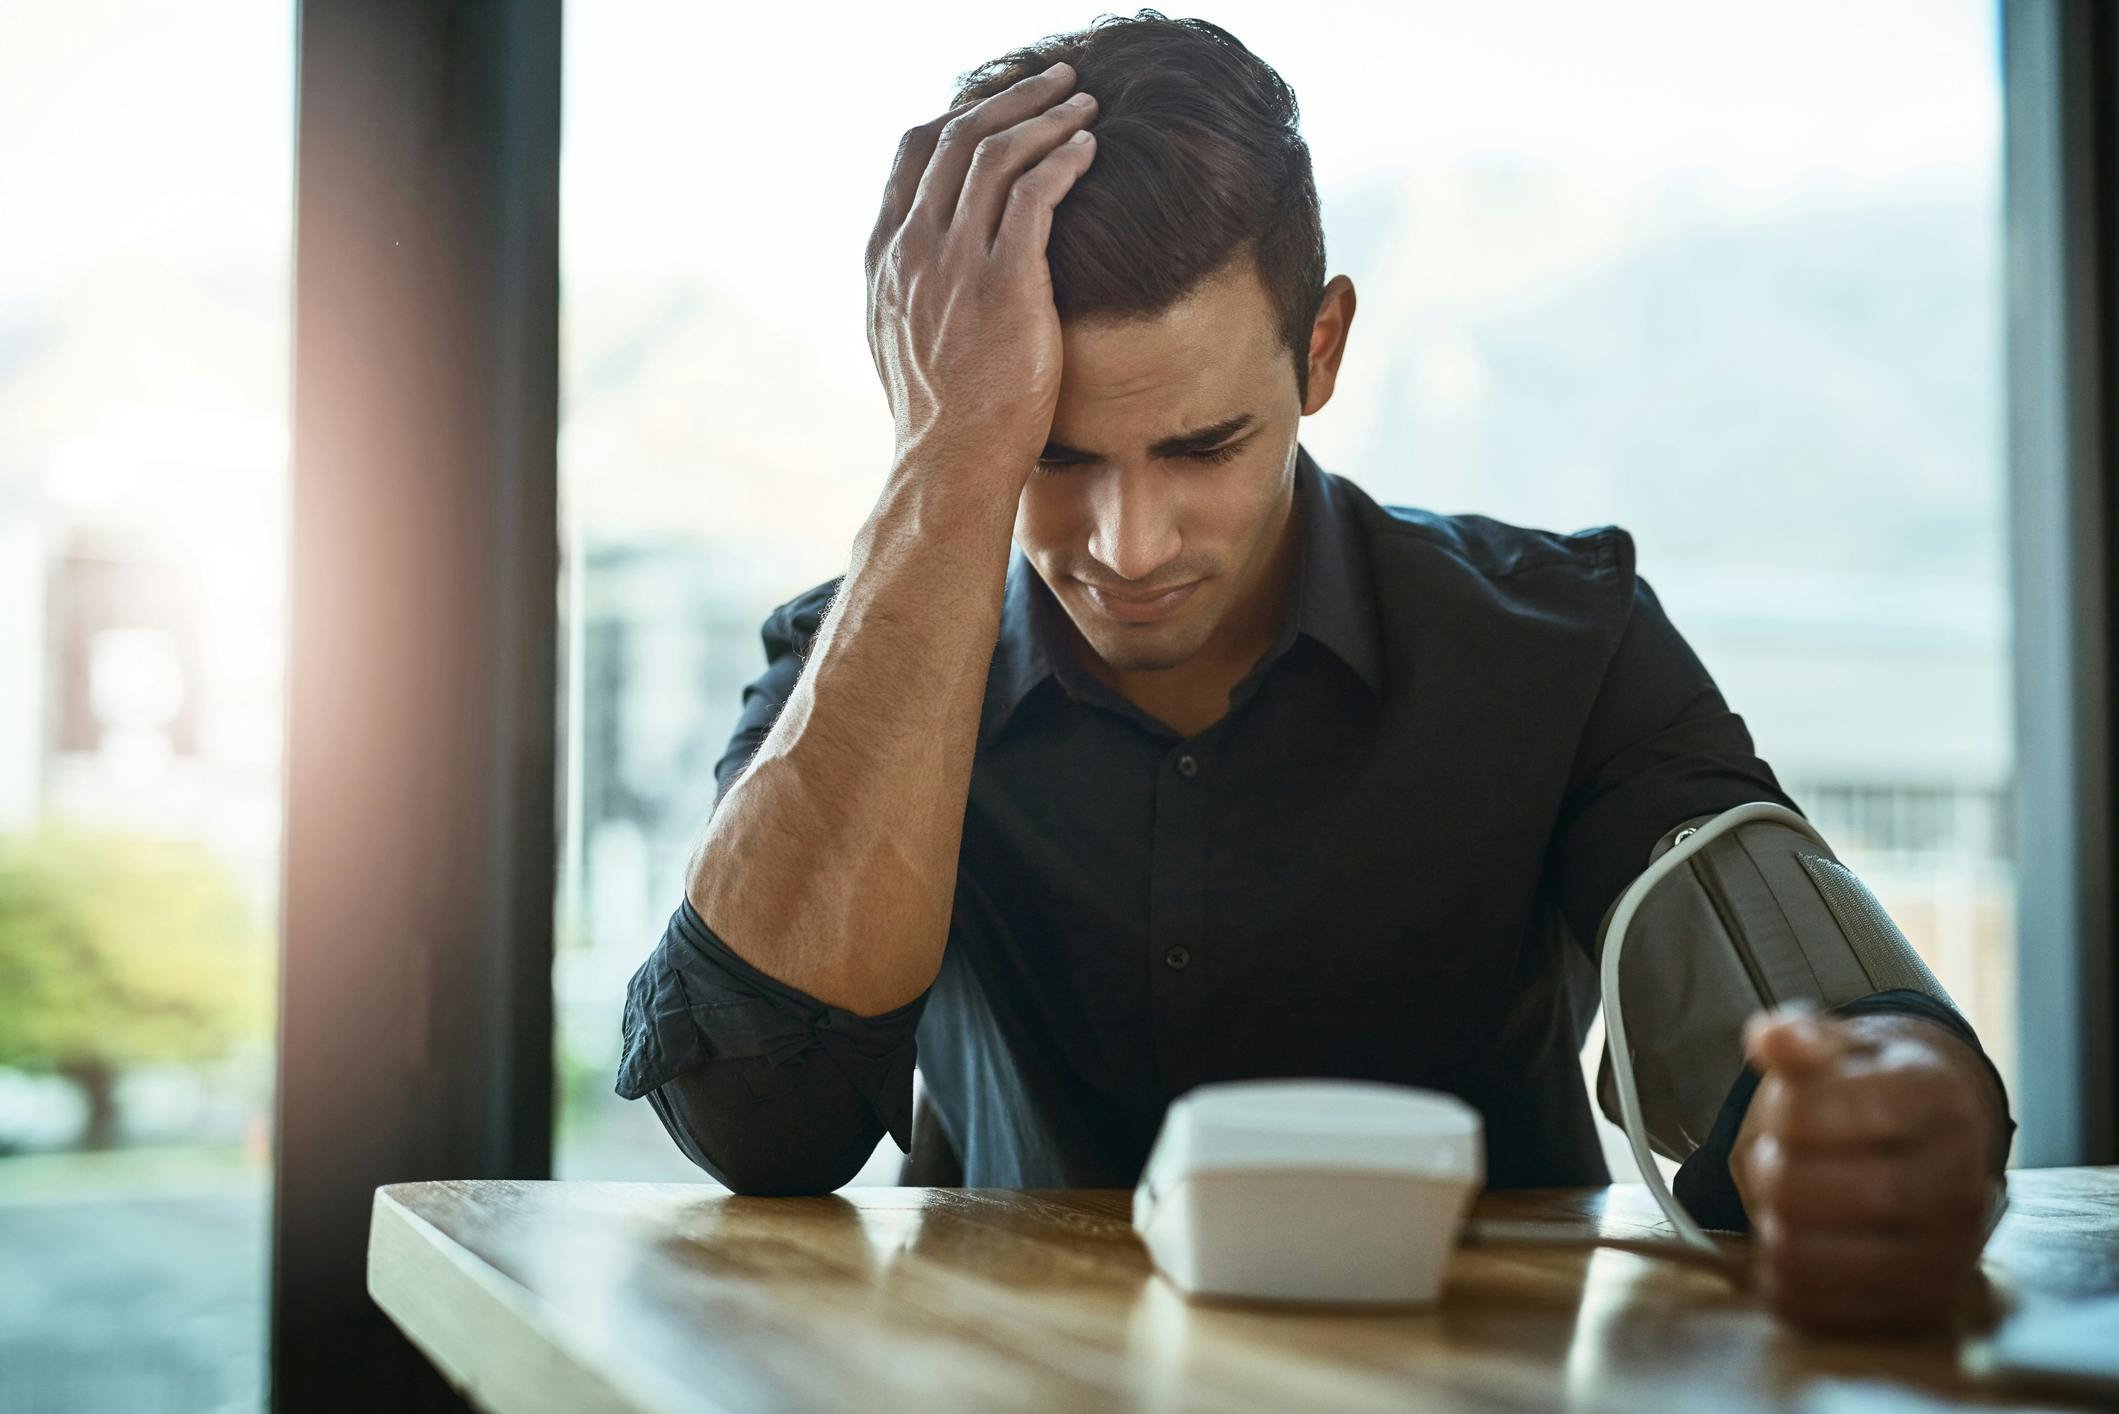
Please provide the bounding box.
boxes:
[616,445,2005,1214]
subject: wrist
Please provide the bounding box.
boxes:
[868,450,1023,546]
[1729,1088,1765,1215]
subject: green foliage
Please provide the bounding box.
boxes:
[0,830,268,1077]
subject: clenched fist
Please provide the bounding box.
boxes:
[1732,1006,2008,1334]
[865,61,1099,488]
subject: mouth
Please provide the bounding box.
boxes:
[1077,578,1201,624]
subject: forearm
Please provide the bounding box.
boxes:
[685,459,1018,1014]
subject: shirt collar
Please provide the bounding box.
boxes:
[978,442,1382,747]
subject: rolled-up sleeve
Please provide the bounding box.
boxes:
[616,897,927,1194]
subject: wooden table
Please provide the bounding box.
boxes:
[369,1168,2119,1413]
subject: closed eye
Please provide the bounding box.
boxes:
[1184,440,1246,466]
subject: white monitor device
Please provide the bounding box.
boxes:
[1132,1079,1485,1304]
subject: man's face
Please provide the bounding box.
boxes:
[1014,257,1316,675]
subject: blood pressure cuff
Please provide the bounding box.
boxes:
[1594,811,2014,1228]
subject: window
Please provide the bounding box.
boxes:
[0,2,292,1409]
[556,0,2012,1180]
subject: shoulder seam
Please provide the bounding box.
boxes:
[1366,515,1629,583]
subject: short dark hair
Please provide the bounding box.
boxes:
[952,11,1327,401]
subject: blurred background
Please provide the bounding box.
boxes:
[0,0,2023,1409]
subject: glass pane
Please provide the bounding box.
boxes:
[0,3,292,1409]
[557,0,2010,1181]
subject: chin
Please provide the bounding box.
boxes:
[1081,621,1207,674]
[1052,575,1220,673]
[1096,643,1194,673]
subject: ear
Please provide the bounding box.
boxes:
[1300,275,1357,416]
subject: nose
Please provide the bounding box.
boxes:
[1083,468,1182,585]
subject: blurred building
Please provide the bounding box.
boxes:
[0,399,284,1154]
[0,424,283,899]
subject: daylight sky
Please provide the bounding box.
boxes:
[0,0,1997,287]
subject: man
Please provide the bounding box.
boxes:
[617,13,2012,1334]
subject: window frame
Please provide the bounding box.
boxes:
[2002,0,2119,1166]
[275,0,561,1407]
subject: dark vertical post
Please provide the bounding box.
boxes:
[2003,0,2118,1166]
[276,0,560,1407]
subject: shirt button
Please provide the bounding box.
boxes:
[1165,945,1191,970]
[1175,753,1199,778]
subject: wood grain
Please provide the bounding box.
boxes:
[368,1168,2119,1413]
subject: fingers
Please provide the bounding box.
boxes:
[1747,1050,1982,1151]
[990,127,1097,264]
[952,91,1098,246]
[1748,1066,1919,1150]
[1753,1207,1981,1334]
[1741,1132,1991,1229]
[1735,1017,2002,1337]
[1744,1005,1870,1078]
[906,61,1082,238]
[869,96,981,268]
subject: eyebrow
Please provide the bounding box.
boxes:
[1038,413,1258,464]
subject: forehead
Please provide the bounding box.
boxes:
[1052,258,1286,447]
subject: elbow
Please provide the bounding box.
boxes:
[703,1138,875,1198]
[646,1064,885,1197]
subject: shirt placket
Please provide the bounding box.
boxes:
[1149,737,1212,1101]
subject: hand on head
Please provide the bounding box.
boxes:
[865,62,1098,486]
